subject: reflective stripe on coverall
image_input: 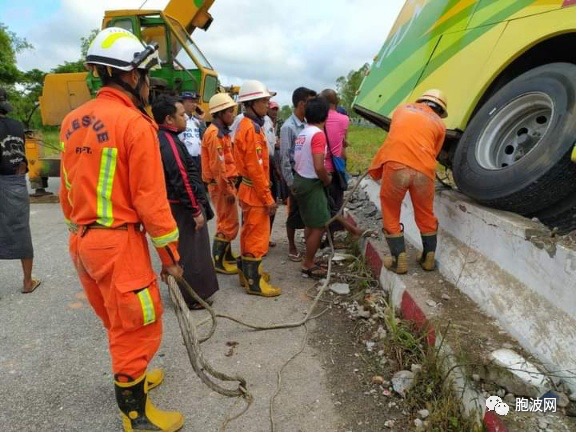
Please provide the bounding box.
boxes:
[233,115,274,258]
[201,123,239,240]
[60,87,180,378]
[368,103,446,235]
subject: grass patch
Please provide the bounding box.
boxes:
[343,245,484,432]
[33,127,61,157]
[346,125,387,174]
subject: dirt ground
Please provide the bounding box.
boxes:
[309,299,413,432]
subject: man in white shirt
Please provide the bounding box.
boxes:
[179,91,206,172]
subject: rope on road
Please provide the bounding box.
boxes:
[167,172,370,431]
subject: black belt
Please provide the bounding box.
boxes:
[86,222,128,230]
[74,222,142,236]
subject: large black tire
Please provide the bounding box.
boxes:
[532,193,576,234]
[452,62,576,215]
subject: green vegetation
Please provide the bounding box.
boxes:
[37,128,61,156]
[336,63,369,114]
[342,248,484,432]
[346,125,387,174]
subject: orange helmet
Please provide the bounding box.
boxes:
[417,89,448,118]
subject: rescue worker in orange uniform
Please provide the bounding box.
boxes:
[233,80,281,297]
[368,89,447,274]
[201,93,240,274]
[59,28,184,432]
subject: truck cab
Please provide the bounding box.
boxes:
[28,0,220,188]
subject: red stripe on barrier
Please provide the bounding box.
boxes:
[400,290,436,346]
[350,212,509,432]
[483,410,508,432]
[365,240,383,277]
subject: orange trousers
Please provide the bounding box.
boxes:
[69,225,163,379]
[208,184,239,241]
[379,162,438,235]
[239,201,270,258]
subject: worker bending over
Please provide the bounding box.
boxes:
[60,28,184,432]
[201,93,240,274]
[368,89,447,274]
[233,80,281,297]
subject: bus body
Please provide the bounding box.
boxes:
[355,0,576,231]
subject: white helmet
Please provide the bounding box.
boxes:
[85,27,160,72]
[209,93,237,114]
[237,80,276,103]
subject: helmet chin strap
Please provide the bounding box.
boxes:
[112,69,149,113]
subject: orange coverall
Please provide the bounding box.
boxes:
[233,115,275,258]
[201,123,239,240]
[60,87,180,379]
[368,103,446,235]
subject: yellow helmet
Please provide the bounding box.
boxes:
[417,89,448,118]
[209,93,237,114]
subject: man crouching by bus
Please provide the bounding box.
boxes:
[368,89,447,274]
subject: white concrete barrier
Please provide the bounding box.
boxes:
[361,178,576,394]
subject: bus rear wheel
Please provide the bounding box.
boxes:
[452,62,576,217]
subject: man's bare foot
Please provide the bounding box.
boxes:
[22,278,41,294]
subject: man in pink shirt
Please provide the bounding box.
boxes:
[321,89,350,237]
[321,89,350,170]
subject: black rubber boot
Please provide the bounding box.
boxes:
[418,232,437,271]
[241,257,281,297]
[224,242,238,266]
[237,256,246,287]
[115,373,183,432]
[212,237,237,274]
[384,234,408,274]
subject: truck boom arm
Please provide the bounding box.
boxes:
[163,0,215,34]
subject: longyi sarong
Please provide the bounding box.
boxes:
[0,175,33,259]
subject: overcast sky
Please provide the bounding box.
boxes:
[3,0,405,106]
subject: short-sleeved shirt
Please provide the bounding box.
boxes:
[263,115,276,156]
[294,125,326,179]
[0,117,26,175]
[368,103,446,181]
[230,113,244,143]
[179,113,203,157]
[324,109,349,171]
[280,113,306,187]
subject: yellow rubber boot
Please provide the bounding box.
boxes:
[212,237,238,274]
[223,242,239,266]
[417,232,437,271]
[241,257,281,297]
[384,234,408,275]
[237,257,271,287]
[146,368,164,391]
[115,373,184,432]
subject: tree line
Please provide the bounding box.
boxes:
[0,23,98,129]
[1,22,368,129]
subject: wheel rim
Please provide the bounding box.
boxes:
[476,92,554,170]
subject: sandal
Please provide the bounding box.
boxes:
[269,241,277,247]
[301,265,327,279]
[187,298,214,311]
[288,252,303,262]
[22,278,41,294]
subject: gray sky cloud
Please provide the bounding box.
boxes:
[9,0,404,106]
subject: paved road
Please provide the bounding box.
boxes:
[0,203,340,432]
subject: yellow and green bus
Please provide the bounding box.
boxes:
[355,0,576,232]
